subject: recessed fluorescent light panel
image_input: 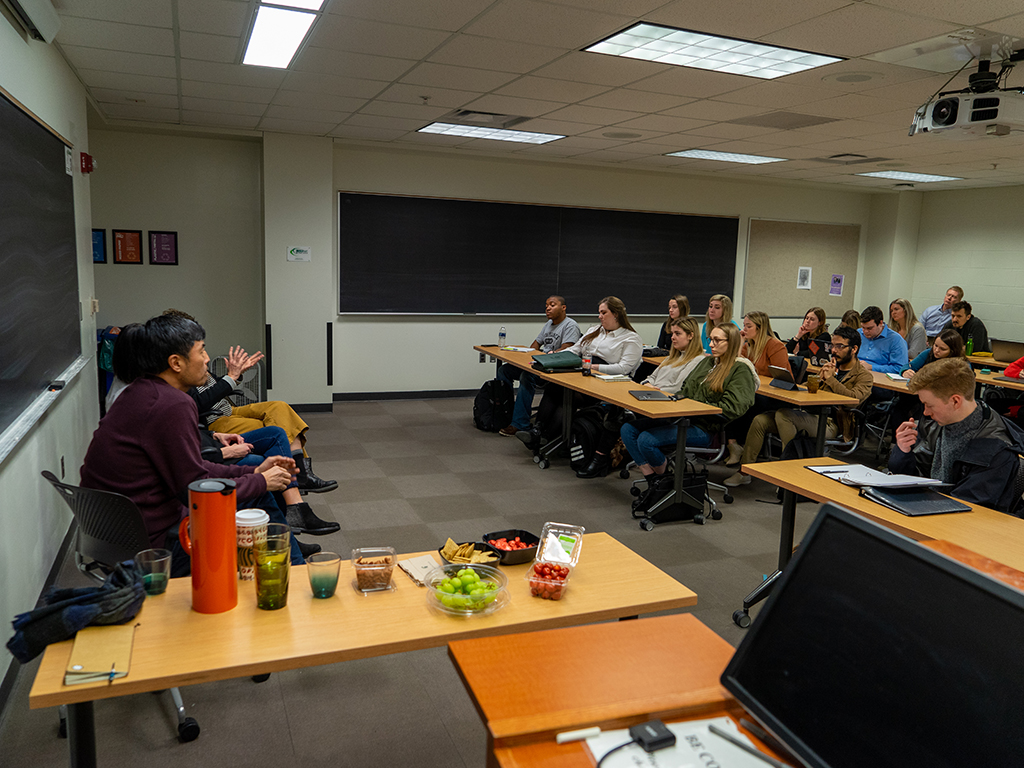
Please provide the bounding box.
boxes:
[856,171,962,182]
[243,5,317,69]
[418,123,565,144]
[586,23,841,79]
[667,149,786,165]
[269,0,326,9]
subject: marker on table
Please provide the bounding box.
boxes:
[108,663,117,683]
[555,726,601,744]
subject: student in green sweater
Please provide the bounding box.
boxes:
[620,323,756,489]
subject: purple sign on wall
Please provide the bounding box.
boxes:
[149,231,178,265]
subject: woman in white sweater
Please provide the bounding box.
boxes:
[642,316,705,394]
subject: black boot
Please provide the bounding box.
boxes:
[576,453,611,479]
[285,502,340,535]
[294,454,338,494]
[296,539,322,558]
[516,427,541,451]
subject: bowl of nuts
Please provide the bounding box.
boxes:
[351,547,396,593]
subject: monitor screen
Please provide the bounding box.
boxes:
[722,504,1024,768]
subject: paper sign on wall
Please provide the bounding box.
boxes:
[287,246,311,262]
[830,274,845,296]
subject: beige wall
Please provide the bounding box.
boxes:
[0,22,97,682]
[91,131,264,354]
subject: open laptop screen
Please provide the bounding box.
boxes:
[722,504,1024,768]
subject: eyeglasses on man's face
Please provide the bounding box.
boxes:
[831,342,850,350]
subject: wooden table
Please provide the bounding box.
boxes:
[968,354,1010,369]
[755,374,860,454]
[734,457,1024,626]
[449,614,783,768]
[31,533,696,768]
[475,346,721,525]
[976,369,1024,393]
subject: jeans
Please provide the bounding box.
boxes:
[620,419,713,469]
[497,364,538,430]
[235,426,298,490]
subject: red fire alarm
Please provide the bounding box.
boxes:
[80,153,95,173]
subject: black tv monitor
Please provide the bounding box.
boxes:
[722,503,1024,768]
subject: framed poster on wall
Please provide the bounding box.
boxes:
[113,229,143,264]
[149,231,178,265]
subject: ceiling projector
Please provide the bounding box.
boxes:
[910,55,1024,138]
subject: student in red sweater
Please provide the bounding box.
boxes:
[80,315,308,576]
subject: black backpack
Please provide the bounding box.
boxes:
[569,406,605,471]
[472,379,513,432]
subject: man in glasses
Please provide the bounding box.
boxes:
[726,325,872,486]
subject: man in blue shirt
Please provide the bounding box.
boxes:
[919,285,963,340]
[857,305,908,373]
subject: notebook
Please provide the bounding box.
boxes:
[629,390,677,401]
[858,486,971,516]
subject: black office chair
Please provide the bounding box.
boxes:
[41,471,200,743]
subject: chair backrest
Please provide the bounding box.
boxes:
[209,356,266,404]
[41,471,152,579]
[1011,455,1024,518]
[789,355,809,385]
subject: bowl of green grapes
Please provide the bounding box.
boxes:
[426,563,509,617]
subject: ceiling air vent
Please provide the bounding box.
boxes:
[728,112,840,130]
[437,110,529,129]
[812,154,891,165]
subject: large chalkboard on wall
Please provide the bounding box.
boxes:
[339,193,738,315]
[0,88,80,437]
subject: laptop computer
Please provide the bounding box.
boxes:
[991,338,1024,363]
[629,390,677,402]
[806,339,832,367]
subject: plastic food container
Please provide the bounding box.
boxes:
[351,547,396,593]
[527,561,573,600]
[436,541,501,566]
[525,522,584,601]
[426,563,509,616]
[481,529,540,565]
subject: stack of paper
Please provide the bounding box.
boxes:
[585,717,774,768]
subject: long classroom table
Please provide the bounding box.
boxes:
[754,374,860,454]
[30,533,696,768]
[734,456,1024,626]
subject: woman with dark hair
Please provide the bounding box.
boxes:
[902,328,965,378]
[621,323,755,492]
[838,309,861,330]
[785,307,830,359]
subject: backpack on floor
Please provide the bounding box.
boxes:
[473,379,513,432]
[569,406,606,471]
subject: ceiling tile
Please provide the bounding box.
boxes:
[311,15,453,59]
[325,0,496,31]
[183,111,261,130]
[628,68,753,99]
[645,0,849,41]
[178,0,251,36]
[613,114,712,133]
[331,125,409,141]
[800,93,908,119]
[987,12,1024,38]
[259,117,341,134]
[56,0,173,27]
[464,94,564,117]
[56,17,175,55]
[428,34,566,73]
[264,105,350,123]
[375,83,482,109]
[295,48,416,80]
[59,45,176,78]
[395,131,474,147]
[77,69,178,94]
[180,60,287,88]
[181,80,277,103]
[716,81,844,109]
[181,96,268,116]
[280,71,389,99]
[547,0,666,15]
[762,5,960,58]
[541,104,644,125]
[92,89,180,108]
[179,32,241,64]
[868,0,1024,27]
[533,52,664,87]
[682,122,781,140]
[357,100,451,121]
[272,91,368,113]
[660,100,765,121]
[580,89,686,113]
[464,0,631,49]
[100,103,181,122]
[571,150,640,163]
[496,76,607,103]
[519,117,603,136]
[576,127,670,142]
[512,142,595,157]
[345,114,428,131]
[399,62,518,92]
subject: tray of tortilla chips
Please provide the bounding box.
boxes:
[438,538,500,565]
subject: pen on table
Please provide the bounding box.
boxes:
[108,663,116,683]
[708,724,791,768]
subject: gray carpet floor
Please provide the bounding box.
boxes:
[0,396,861,767]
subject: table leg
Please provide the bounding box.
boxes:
[561,386,573,445]
[735,488,797,628]
[67,701,97,768]
[673,418,690,498]
[814,406,829,455]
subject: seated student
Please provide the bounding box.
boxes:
[578,316,705,479]
[889,358,1024,513]
[80,316,307,576]
[889,298,927,360]
[941,300,991,353]
[656,295,690,349]
[517,296,642,449]
[700,294,740,353]
[495,295,581,437]
[620,324,755,491]
[785,307,831,359]
[1006,355,1024,379]
[903,329,966,378]
[838,309,860,330]
[725,325,872,486]
[920,285,963,340]
[857,305,908,373]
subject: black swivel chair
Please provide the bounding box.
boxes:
[41,471,200,743]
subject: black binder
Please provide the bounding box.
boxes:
[859,486,971,516]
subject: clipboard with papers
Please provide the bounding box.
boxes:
[806,463,945,489]
[807,464,971,516]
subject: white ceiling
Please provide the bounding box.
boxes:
[48,0,1024,190]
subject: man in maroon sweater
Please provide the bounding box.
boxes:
[81,315,301,575]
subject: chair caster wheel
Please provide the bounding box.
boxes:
[178,717,200,743]
[711,508,723,521]
[532,455,541,464]
[538,458,550,469]
[619,468,630,479]
[640,519,655,531]
[252,673,271,683]
[733,609,751,628]
[629,486,641,497]
[693,513,706,525]
[723,494,733,504]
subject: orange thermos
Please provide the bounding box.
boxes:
[179,479,239,613]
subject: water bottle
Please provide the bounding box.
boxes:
[965,334,974,356]
[582,353,593,376]
[498,326,507,347]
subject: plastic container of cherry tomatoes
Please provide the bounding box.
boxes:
[525,522,584,600]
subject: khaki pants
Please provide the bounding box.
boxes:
[740,409,837,465]
[209,401,309,448]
